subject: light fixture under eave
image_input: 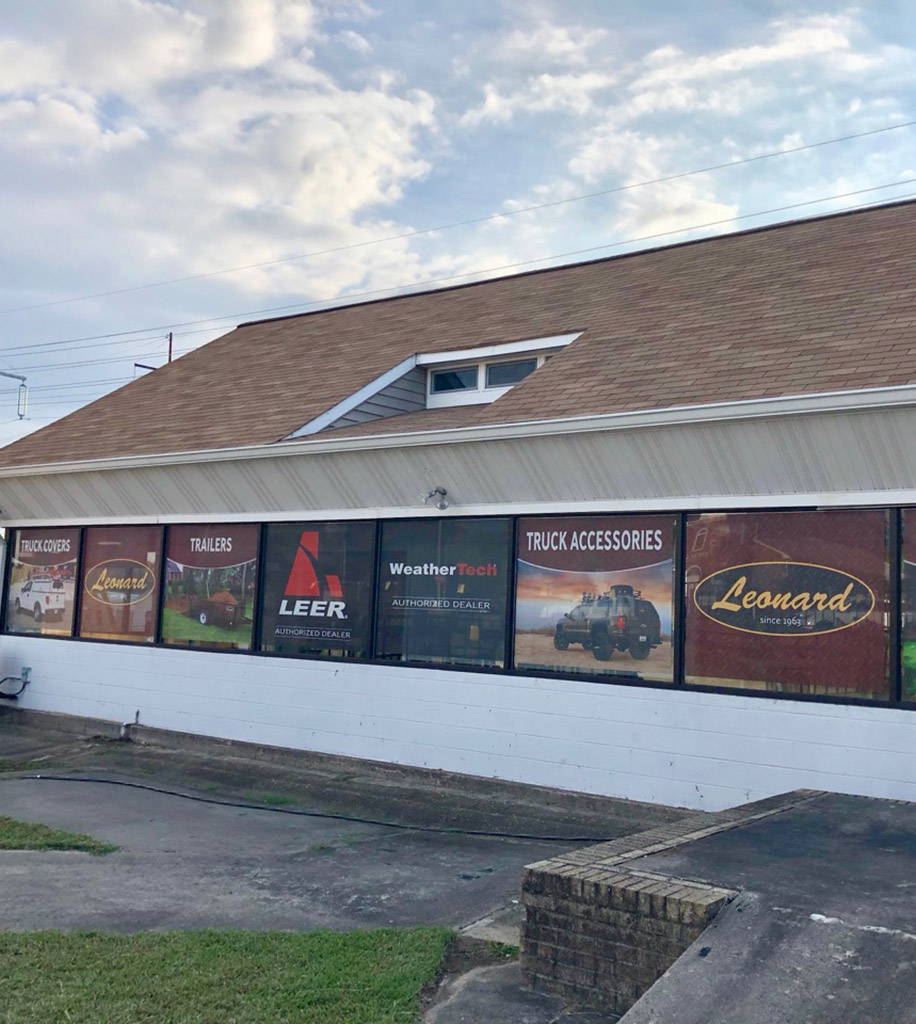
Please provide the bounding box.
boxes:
[424,486,449,511]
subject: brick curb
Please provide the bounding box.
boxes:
[521,789,826,1015]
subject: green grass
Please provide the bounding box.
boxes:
[242,790,297,806]
[0,816,118,855]
[0,928,452,1024]
[161,606,253,647]
[485,940,520,959]
[0,758,42,772]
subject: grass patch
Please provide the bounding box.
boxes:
[485,940,520,959]
[0,758,42,772]
[242,790,297,806]
[0,928,452,1024]
[0,816,118,855]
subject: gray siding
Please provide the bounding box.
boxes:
[327,366,426,429]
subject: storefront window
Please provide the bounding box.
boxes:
[376,519,511,668]
[514,515,677,683]
[78,526,163,643]
[685,510,890,700]
[4,528,80,637]
[259,522,376,658]
[161,525,259,649]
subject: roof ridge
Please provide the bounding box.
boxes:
[237,196,916,330]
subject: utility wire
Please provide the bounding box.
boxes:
[7,349,168,373]
[29,376,133,392]
[0,330,219,364]
[3,117,915,316]
[3,180,914,364]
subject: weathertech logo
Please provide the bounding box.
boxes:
[278,531,347,619]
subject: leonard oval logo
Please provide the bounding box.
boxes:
[693,561,875,637]
[84,559,156,606]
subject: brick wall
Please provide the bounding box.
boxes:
[522,865,733,1015]
[520,791,820,1015]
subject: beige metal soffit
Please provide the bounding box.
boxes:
[3,382,916,478]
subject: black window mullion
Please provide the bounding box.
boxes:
[891,507,903,704]
[0,528,16,634]
[154,525,168,645]
[368,520,384,659]
[72,527,87,638]
[250,522,269,652]
[673,512,688,687]
[505,518,519,671]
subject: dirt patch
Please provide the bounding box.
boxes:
[419,935,518,1014]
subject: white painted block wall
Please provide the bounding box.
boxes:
[2,635,915,811]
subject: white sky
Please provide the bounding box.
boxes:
[1,1,914,446]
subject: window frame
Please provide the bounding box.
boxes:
[429,364,479,395]
[1,506,912,714]
[427,354,549,409]
[484,357,538,389]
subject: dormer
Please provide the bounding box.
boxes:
[286,332,581,437]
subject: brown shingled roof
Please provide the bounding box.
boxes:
[2,199,916,468]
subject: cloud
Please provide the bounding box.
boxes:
[500,22,609,65]
[3,2,916,449]
[461,9,915,133]
[0,0,317,98]
[631,14,866,90]
[460,71,616,126]
[337,29,371,54]
[0,0,435,307]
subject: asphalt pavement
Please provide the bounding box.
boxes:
[0,723,686,935]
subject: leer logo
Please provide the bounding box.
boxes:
[693,561,875,636]
[84,559,156,606]
[278,531,347,619]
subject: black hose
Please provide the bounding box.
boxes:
[0,676,27,699]
[16,774,610,843]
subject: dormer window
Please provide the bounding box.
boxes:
[422,335,578,409]
[285,331,582,437]
[430,366,478,394]
[426,354,550,407]
[485,358,537,388]
[429,357,540,398]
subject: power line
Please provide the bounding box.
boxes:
[0,326,220,359]
[20,180,916,354]
[2,183,915,371]
[4,349,166,373]
[30,376,133,392]
[2,117,915,317]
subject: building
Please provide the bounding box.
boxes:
[2,199,915,810]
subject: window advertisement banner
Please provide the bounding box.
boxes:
[5,528,81,637]
[514,515,677,682]
[901,509,916,700]
[162,525,259,649]
[685,510,889,699]
[259,522,376,658]
[376,519,511,668]
[78,526,162,643]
